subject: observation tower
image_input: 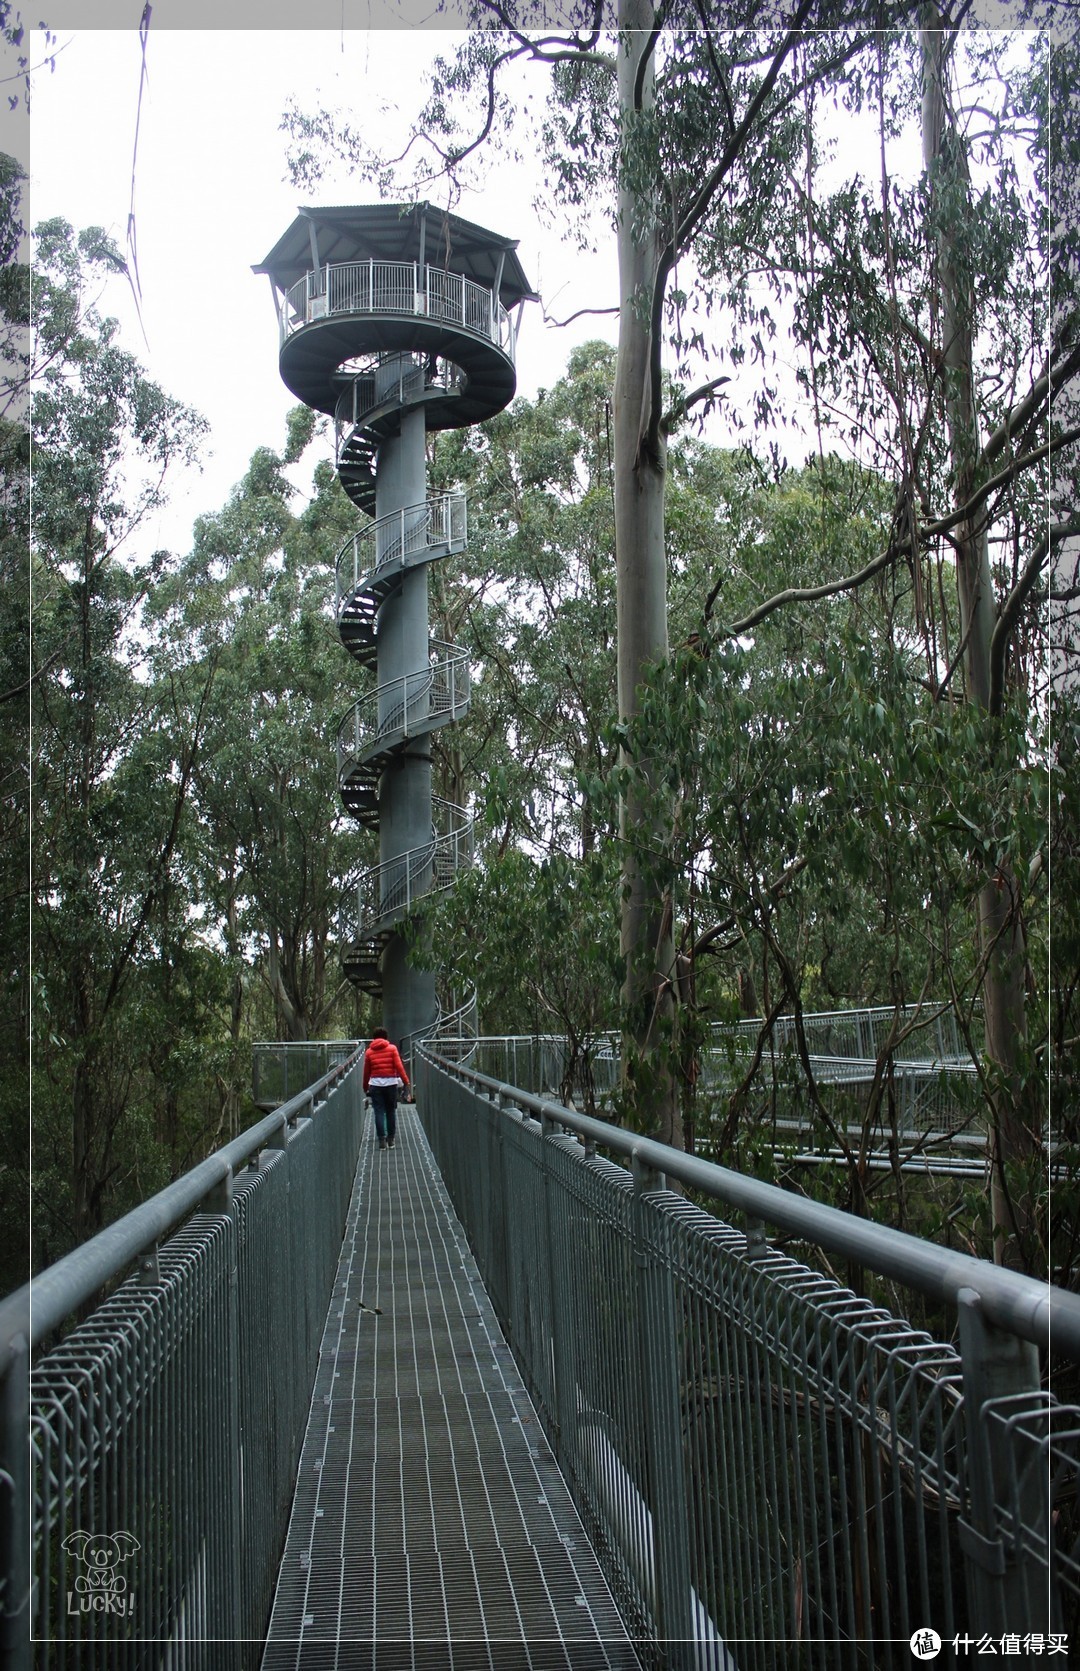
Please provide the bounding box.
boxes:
[254,205,536,1052]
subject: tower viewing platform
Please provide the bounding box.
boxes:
[253,202,536,423]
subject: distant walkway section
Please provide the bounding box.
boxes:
[261,1107,640,1671]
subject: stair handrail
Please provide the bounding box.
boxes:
[335,493,468,613]
[334,355,464,452]
[341,800,474,946]
[336,642,471,776]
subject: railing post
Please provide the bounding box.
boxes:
[539,1113,577,1451]
[632,1151,694,1667]
[195,1168,244,1651]
[957,1287,1048,1637]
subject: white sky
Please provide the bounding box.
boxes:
[19,26,619,550]
[16,22,1039,559]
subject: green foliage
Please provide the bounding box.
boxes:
[0,2,57,112]
[28,220,213,1268]
[24,222,363,1285]
[418,844,622,1109]
[428,342,621,859]
[148,412,363,1046]
[0,155,31,1293]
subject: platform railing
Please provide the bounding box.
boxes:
[252,1038,358,1108]
[335,493,467,612]
[1,1053,363,1671]
[723,1002,982,1063]
[418,1050,1080,1668]
[471,1015,986,1154]
[282,260,514,358]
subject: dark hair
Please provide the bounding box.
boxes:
[371,1028,389,1040]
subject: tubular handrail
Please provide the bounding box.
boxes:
[335,492,467,608]
[423,1049,1080,1360]
[400,986,478,1075]
[282,259,515,359]
[720,999,983,1062]
[334,355,464,443]
[336,642,470,767]
[341,800,474,941]
[0,1048,362,1374]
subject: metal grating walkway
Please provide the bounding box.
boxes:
[262,1107,641,1671]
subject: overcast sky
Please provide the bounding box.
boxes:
[16,17,1037,559]
[19,25,618,549]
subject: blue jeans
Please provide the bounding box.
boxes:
[369,1085,399,1144]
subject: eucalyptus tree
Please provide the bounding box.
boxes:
[30,219,210,1254]
[614,17,1068,1262]
[0,152,30,1293]
[148,416,365,1047]
[427,340,621,860]
[772,18,1070,1262]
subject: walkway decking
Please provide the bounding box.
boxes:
[262,1108,640,1670]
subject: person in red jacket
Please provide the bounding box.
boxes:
[362,1029,410,1151]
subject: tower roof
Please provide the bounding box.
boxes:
[254,203,538,310]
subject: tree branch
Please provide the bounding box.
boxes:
[689,0,735,139]
[661,374,731,435]
[2,647,61,704]
[709,429,1080,641]
[642,5,816,457]
[541,302,620,329]
[990,518,1080,716]
[633,10,667,112]
[979,341,1080,472]
[667,5,816,263]
[476,0,612,71]
[715,541,901,637]
[432,38,535,173]
[690,856,809,960]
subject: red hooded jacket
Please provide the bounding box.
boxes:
[363,1036,409,1091]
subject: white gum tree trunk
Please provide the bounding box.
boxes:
[613,7,680,1146]
[921,16,1035,1261]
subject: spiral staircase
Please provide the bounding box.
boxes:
[255,204,536,1055]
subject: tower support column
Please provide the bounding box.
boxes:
[375,367,437,1047]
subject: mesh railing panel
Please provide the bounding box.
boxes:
[470,1028,985,1156]
[251,1041,357,1109]
[23,1066,363,1668]
[418,1057,1078,1669]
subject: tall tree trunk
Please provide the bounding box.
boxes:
[613,6,680,1146]
[267,933,307,1041]
[922,17,1035,1262]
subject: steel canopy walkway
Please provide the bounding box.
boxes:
[261,1108,637,1669]
[6,1050,1080,1669]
